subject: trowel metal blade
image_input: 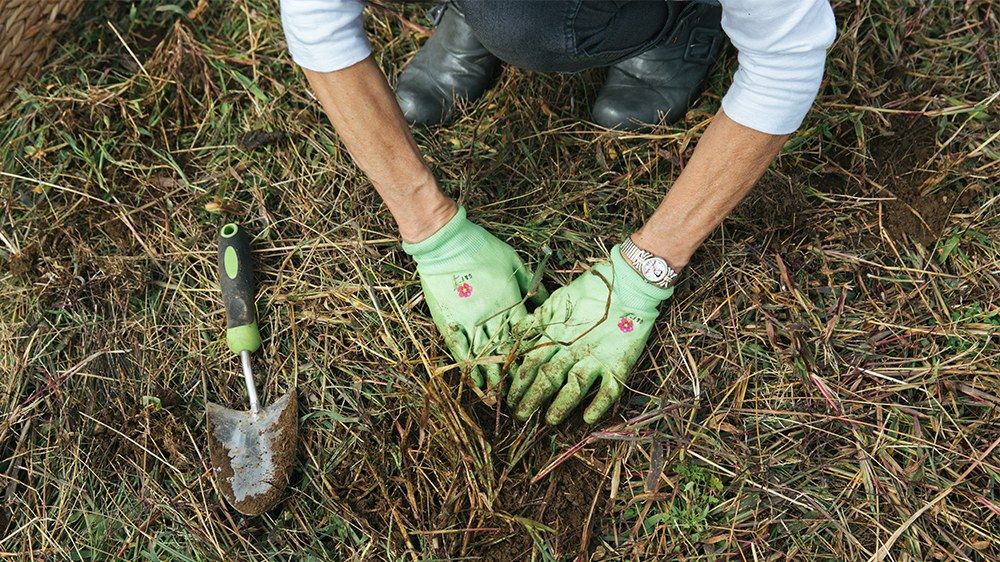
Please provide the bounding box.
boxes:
[206,390,297,516]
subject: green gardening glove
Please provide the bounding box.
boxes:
[403,206,545,388]
[507,245,674,425]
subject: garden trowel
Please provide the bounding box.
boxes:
[207,223,297,516]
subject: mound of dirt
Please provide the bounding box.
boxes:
[868,115,976,246]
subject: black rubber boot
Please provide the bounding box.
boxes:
[395,2,501,126]
[592,2,724,131]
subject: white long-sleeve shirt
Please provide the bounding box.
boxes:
[280,0,836,135]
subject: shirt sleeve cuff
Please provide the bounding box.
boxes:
[280,0,372,73]
[287,38,371,73]
[721,48,828,135]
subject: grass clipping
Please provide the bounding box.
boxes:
[1,1,998,560]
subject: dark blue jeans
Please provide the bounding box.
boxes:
[455,0,688,72]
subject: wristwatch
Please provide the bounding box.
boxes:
[620,237,679,289]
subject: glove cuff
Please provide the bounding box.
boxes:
[609,244,675,311]
[401,206,487,264]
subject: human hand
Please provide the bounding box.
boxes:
[403,206,546,388]
[507,245,673,424]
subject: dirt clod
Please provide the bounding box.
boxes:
[8,244,39,278]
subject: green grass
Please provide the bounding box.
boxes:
[1,0,998,560]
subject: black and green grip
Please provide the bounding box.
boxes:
[218,223,261,355]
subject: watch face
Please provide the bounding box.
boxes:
[641,257,669,282]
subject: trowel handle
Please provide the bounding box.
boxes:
[218,223,261,355]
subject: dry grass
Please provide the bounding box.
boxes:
[1,1,998,560]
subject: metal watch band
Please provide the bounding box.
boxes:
[620,238,679,289]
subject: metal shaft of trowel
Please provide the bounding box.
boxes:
[240,350,260,414]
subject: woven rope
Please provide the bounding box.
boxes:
[0,0,82,105]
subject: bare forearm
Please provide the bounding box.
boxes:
[633,109,788,268]
[303,57,455,242]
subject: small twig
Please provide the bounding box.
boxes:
[367,1,432,37]
[531,403,687,484]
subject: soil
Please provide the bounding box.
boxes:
[451,377,610,556]
[237,130,289,151]
[475,455,608,561]
[867,115,976,246]
[735,174,811,234]
[537,457,608,557]
[323,383,611,560]
[7,244,39,278]
[733,114,977,251]
[145,408,194,469]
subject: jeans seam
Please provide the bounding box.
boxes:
[565,0,582,63]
